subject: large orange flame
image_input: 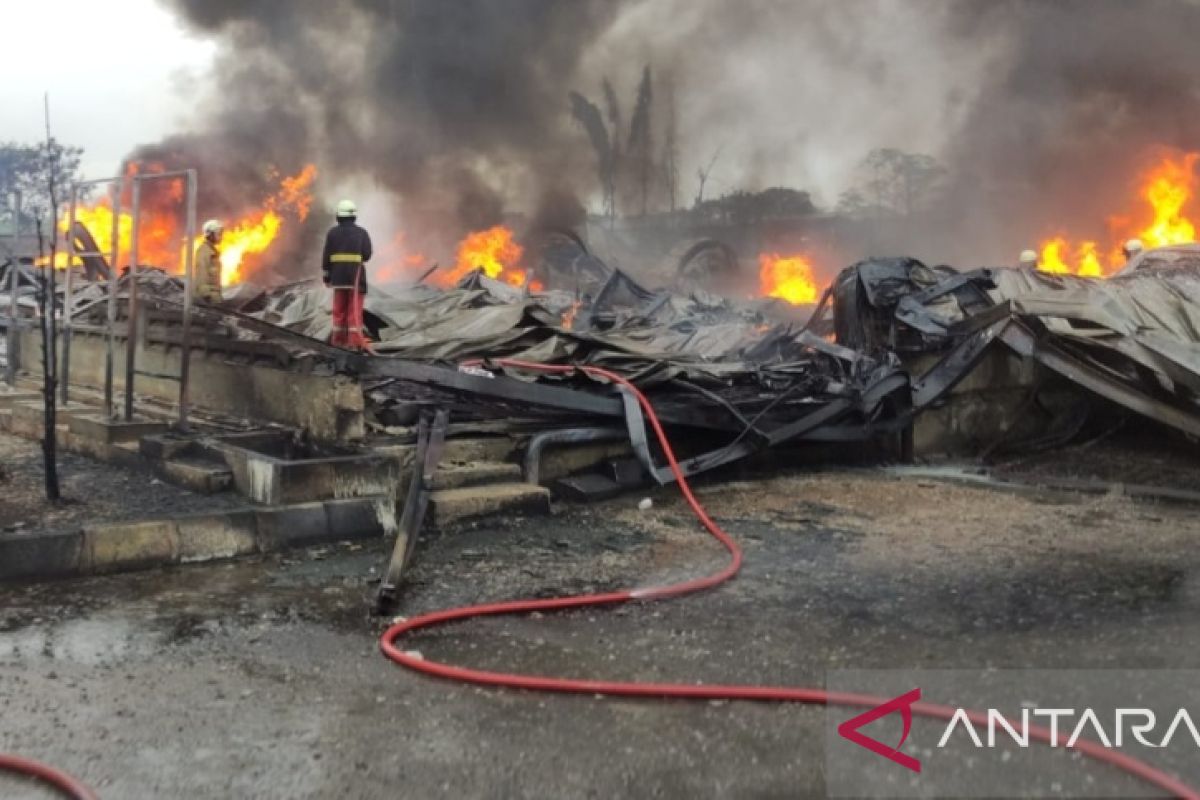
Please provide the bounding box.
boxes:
[439,225,541,290]
[1134,151,1197,251]
[1036,151,1199,276]
[45,164,316,287]
[211,164,317,286]
[758,252,819,305]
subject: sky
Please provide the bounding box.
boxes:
[3,0,214,177]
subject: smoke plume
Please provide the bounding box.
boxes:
[144,0,1200,271]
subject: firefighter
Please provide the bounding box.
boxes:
[1018,249,1038,269]
[321,199,373,350]
[193,219,224,303]
[1122,238,1144,262]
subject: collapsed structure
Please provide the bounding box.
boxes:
[1,228,1198,598]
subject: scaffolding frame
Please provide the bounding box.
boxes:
[62,176,123,413]
[121,169,198,428]
[5,190,22,387]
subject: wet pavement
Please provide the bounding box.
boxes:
[2,470,1199,798]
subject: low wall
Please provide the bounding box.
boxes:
[17,325,364,442]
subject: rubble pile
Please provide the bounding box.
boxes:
[4,233,1199,488]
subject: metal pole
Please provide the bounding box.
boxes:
[60,185,78,404]
[6,191,21,386]
[104,181,120,418]
[177,169,197,430]
[123,179,141,421]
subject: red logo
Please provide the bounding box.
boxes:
[837,688,923,773]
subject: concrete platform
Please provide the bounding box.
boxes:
[433,461,522,490]
[429,482,551,528]
[0,387,41,408]
[213,432,402,506]
[157,456,235,494]
[0,496,387,582]
[69,413,169,444]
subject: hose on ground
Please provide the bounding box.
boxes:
[381,358,1200,799]
[0,753,98,800]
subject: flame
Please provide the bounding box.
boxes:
[1038,237,1103,277]
[210,163,316,286]
[1133,151,1197,251]
[42,164,316,287]
[440,225,541,290]
[561,299,583,329]
[758,252,819,305]
[1037,151,1199,276]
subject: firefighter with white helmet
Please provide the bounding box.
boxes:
[1122,238,1144,261]
[1018,249,1038,269]
[193,219,224,303]
[321,199,373,350]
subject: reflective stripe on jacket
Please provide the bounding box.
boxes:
[321,221,373,292]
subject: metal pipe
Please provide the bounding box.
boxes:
[123,179,141,421]
[6,191,21,386]
[60,184,78,404]
[521,426,625,484]
[177,169,197,430]
[104,180,121,418]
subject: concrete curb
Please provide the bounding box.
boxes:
[0,496,387,582]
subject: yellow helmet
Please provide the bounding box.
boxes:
[336,199,357,218]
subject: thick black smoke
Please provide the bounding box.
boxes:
[144,0,1200,273]
[937,0,1200,263]
[151,0,623,254]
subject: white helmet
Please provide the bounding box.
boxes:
[1123,238,1144,257]
[336,199,357,218]
[202,219,224,236]
[1018,249,1038,266]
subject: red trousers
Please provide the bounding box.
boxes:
[330,287,368,349]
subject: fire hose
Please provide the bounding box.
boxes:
[0,753,97,800]
[2,360,1195,798]
[381,358,1200,799]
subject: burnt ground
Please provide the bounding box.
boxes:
[3,443,1200,797]
[990,423,1200,493]
[0,434,246,533]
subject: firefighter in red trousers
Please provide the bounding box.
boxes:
[321,199,373,350]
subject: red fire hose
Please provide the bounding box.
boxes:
[0,753,97,800]
[3,360,1194,799]
[381,358,1200,799]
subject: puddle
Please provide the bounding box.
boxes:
[0,615,140,666]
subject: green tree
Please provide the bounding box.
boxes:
[856,147,946,217]
[0,139,84,230]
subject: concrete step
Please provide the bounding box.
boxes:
[429,482,551,528]
[432,461,522,490]
[0,388,41,409]
[158,456,235,494]
[69,413,169,444]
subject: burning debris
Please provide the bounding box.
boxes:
[1034,151,1200,276]
[758,252,820,305]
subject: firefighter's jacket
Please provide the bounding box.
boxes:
[193,240,222,302]
[321,220,372,293]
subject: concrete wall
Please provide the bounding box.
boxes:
[18,326,364,442]
[907,348,1055,456]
